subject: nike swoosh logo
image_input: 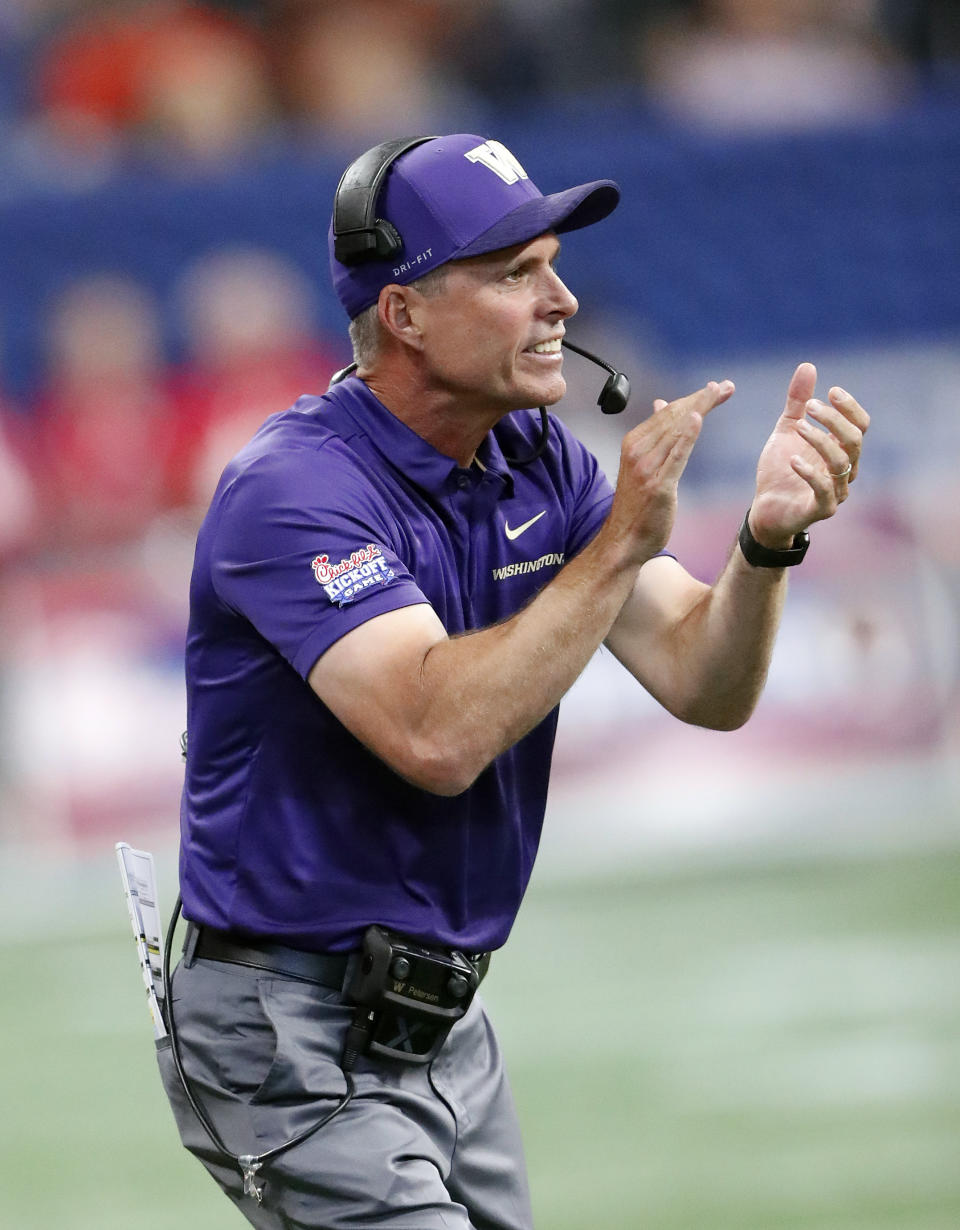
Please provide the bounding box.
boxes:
[504,511,547,541]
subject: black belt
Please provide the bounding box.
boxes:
[186,923,491,989]
[186,923,352,988]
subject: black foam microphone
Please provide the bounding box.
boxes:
[559,338,630,416]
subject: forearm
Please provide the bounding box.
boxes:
[412,529,642,791]
[654,541,788,730]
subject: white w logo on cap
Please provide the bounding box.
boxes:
[464,140,529,185]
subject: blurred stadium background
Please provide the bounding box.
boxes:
[1,1,958,1226]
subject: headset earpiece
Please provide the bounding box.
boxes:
[332,136,437,267]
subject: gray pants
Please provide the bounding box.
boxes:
[157,955,534,1229]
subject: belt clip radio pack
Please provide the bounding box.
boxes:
[343,926,483,1066]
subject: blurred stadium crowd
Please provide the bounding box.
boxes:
[0,0,958,856]
[0,0,957,166]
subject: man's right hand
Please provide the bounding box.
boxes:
[599,379,735,568]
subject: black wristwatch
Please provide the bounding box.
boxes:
[738,508,809,568]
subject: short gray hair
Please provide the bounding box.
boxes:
[348,265,448,368]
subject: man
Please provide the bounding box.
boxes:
[160,134,868,1228]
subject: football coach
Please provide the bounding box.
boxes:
[158,133,869,1228]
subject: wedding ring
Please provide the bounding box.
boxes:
[831,462,852,479]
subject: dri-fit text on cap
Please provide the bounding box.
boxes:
[393,248,433,277]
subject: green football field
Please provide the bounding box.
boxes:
[2,844,959,1229]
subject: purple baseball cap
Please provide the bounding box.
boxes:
[329,134,620,320]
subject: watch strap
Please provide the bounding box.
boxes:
[738,509,809,568]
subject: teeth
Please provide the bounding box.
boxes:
[532,339,562,354]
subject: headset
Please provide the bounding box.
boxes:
[331,136,631,465]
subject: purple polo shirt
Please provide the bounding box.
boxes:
[179,376,613,953]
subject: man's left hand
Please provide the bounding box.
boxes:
[748,362,870,548]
